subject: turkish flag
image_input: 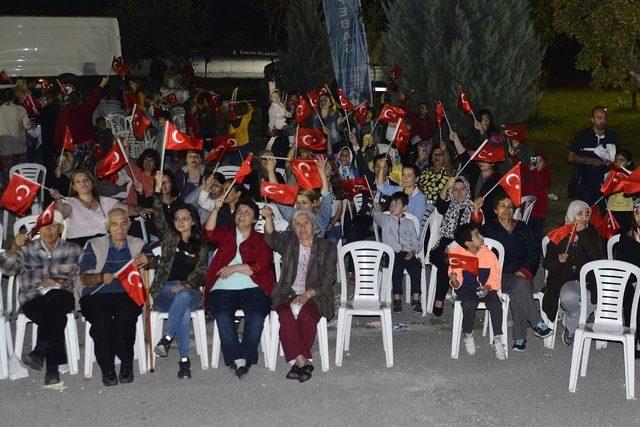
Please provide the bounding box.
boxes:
[296,128,327,151]
[0,173,41,216]
[22,94,40,116]
[164,93,179,107]
[56,79,74,95]
[111,56,130,78]
[235,153,254,184]
[503,124,527,142]
[207,92,222,120]
[260,181,298,205]
[589,205,604,230]
[354,101,368,125]
[131,104,150,140]
[378,104,406,123]
[294,97,313,125]
[341,177,370,200]
[164,121,203,151]
[291,159,322,190]
[622,167,640,196]
[474,145,506,163]
[212,134,239,152]
[435,103,444,128]
[96,140,127,179]
[62,126,74,151]
[446,253,479,276]
[601,166,630,196]
[598,211,620,239]
[546,223,577,245]
[39,78,53,92]
[496,163,522,206]
[115,261,145,306]
[392,119,411,155]
[29,202,56,238]
[205,145,226,163]
[390,64,402,80]
[307,89,320,109]
[336,88,354,111]
[457,86,473,116]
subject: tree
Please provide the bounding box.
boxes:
[101,0,214,63]
[552,0,640,109]
[384,0,544,128]
[278,0,334,93]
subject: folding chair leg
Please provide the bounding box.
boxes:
[580,338,592,377]
[568,331,584,393]
[211,320,221,368]
[317,317,329,372]
[383,309,393,367]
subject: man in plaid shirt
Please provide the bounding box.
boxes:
[0,211,82,385]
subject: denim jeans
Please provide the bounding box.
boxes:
[208,287,271,366]
[155,281,201,358]
[559,280,596,334]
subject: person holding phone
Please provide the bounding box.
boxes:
[523,151,552,245]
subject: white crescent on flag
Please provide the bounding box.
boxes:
[228,138,238,148]
[505,173,520,189]
[264,185,284,195]
[383,109,393,119]
[296,105,303,116]
[461,93,469,104]
[504,129,515,137]
[298,162,311,177]
[353,185,366,192]
[127,271,142,288]
[171,130,185,144]
[301,135,314,146]
[449,258,467,268]
[16,184,31,201]
[112,152,120,165]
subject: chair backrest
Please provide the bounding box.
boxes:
[353,193,364,213]
[520,195,537,224]
[10,163,47,204]
[541,236,550,281]
[338,241,395,305]
[607,234,620,260]
[217,166,239,180]
[579,260,640,329]
[13,215,38,237]
[380,211,420,237]
[105,114,129,139]
[273,252,282,282]
[422,209,443,263]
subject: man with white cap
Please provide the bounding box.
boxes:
[0,210,82,385]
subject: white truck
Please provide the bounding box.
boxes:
[0,16,122,77]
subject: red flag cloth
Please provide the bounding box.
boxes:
[457,86,473,116]
[589,205,604,230]
[111,56,130,78]
[96,141,127,179]
[435,103,444,128]
[341,177,370,200]
[62,126,74,151]
[354,101,368,125]
[598,211,621,239]
[296,128,327,151]
[307,89,320,109]
[115,261,145,306]
[474,145,506,163]
[260,181,298,205]
[21,94,40,116]
[235,154,254,184]
[392,119,411,155]
[131,105,150,139]
[212,134,239,152]
[291,159,322,190]
[503,123,527,142]
[390,64,402,80]
[547,223,577,245]
[446,253,479,276]
[56,79,74,95]
[294,97,313,125]
[205,145,226,163]
[30,202,56,237]
[38,78,53,92]
[497,163,522,206]
[622,167,640,196]
[164,93,179,107]
[0,174,41,216]
[600,166,630,196]
[318,87,329,96]
[378,104,406,123]
[336,88,354,111]
[164,121,203,151]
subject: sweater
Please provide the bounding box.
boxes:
[480,219,539,279]
[54,85,104,149]
[448,244,502,292]
[372,210,420,253]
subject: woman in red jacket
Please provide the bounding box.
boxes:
[203,197,275,379]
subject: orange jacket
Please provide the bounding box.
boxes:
[448,244,502,292]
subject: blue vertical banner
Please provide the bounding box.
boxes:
[322,0,372,105]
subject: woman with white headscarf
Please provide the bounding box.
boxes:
[542,200,602,346]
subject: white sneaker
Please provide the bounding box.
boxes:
[463,335,476,355]
[494,342,507,360]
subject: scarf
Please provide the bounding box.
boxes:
[437,176,473,242]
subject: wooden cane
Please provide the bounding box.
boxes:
[142,269,154,372]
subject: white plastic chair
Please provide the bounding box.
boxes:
[607,234,620,260]
[450,238,510,359]
[217,165,240,180]
[568,260,640,400]
[353,193,364,213]
[532,236,559,349]
[3,164,47,240]
[105,114,130,140]
[12,214,68,240]
[513,195,536,224]
[335,241,395,367]
[423,210,443,314]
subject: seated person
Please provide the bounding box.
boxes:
[262,207,336,382]
[203,197,275,379]
[375,164,429,232]
[185,169,225,223]
[373,191,423,314]
[448,223,506,360]
[0,212,82,385]
[472,193,553,351]
[79,208,152,386]
[543,200,601,345]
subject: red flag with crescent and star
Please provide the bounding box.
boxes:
[457,86,473,116]
[205,145,226,163]
[354,101,368,125]
[0,174,41,216]
[29,202,57,238]
[474,145,506,163]
[503,124,527,142]
[115,260,145,306]
[212,134,239,152]
[341,176,371,200]
[446,253,479,276]
[392,119,411,155]
[378,104,406,123]
[296,128,327,151]
[294,97,313,125]
[600,166,630,196]
[164,121,203,151]
[235,154,254,184]
[111,56,130,78]
[336,88,354,111]
[96,140,128,179]
[598,211,620,239]
[260,181,298,205]
[496,163,522,206]
[621,167,640,196]
[547,223,577,245]
[62,126,74,151]
[131,104,150,139]
[435,103,444,128]
[291,159,322,190]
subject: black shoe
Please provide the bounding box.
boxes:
[154,336,172,358]
[432,305,443,317]
[411,300,423,315]
[102,369,119,386]
[298,364,314,383]
[178,358,192,379]
[44,370,60,385]
[235,364,250,379]
[119,364,134,383]
[393,300,402,312]
[23,351,44,371]
[286,365,300,380]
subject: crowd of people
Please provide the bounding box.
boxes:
[0,68,638,389]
